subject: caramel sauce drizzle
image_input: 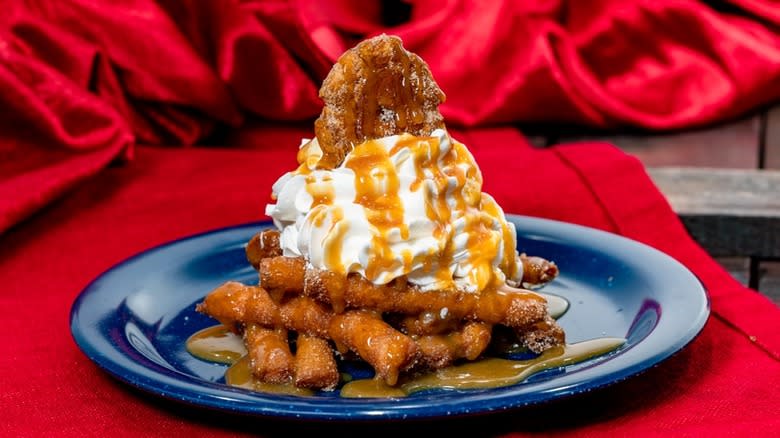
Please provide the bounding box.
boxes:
[305,173,335,208]
[344,139,407,282]
[185,325,246,364]
[342,337,625,398]
[296,139,320,174]
[322,207,347,275]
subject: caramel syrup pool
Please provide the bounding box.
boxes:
[186,294,625,398]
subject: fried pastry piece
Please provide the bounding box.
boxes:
[259,257,548,329]
[279,296,333,338]
[244,324,294,383]
[195,282,279,332]
[197,283,334,336]
[514,314,567,354]
[389,311,461,336]
[246,229,282,269]
[414,322,493,370]
[293,334,339,390]
[314,34,446,168]
[518,253,559,289]
[329,310,419,386]
[259,256,306,296]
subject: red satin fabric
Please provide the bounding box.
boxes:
[2,2,780,434]
[2,0,780,233]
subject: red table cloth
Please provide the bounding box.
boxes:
[2,1,780,436]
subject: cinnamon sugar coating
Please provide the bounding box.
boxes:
[314,34,446,168]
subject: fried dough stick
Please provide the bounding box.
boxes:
[246,229,282,269]
[414,322,493,370]
[329,310,419,386]
[514,315,566,353]
[259,256,306,295]
[293,334,339,390]
[518,253,559,289]
[197,281,564,386]
[258,257,548,328]
[279,296,333,337]
[389,311,461,336]
[203,289,338,387]
[244,324,294,383]
[199,285,419,386]
[195,281,279,332]
[196,282,334,336]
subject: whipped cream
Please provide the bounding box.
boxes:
[265,129,521,293]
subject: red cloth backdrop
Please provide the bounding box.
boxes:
[2,0,780,233]
[2,1,780,436]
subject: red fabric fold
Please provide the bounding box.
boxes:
[2,2,780,433]
[2,0,780,233]
[1,127,778,436]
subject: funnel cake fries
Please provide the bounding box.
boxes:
[195,34,565,391]
[197,230,565,389]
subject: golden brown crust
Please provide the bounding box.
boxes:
[259,256,549,329]
[246,230,282,269]
[519,253,559,289]
[197,252,565,388]
[195,281,278,332]
[293,334,340,390]
[414,321,493,370]
[258,256,306,295]
[279,296,333,338]
[329,310,419,386]
[514,315,567,354]
[314,34,446,168]
[244,324,294,384]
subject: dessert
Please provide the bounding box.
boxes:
[192,35,597,395]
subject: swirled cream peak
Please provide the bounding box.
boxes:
[265,129,520,293]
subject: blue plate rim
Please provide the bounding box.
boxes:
[70,214,710,421]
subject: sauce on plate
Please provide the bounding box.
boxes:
[186,315,625,398]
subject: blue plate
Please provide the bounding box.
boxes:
[70,215,709,421]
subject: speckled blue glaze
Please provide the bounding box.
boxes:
[70,215,709,421]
